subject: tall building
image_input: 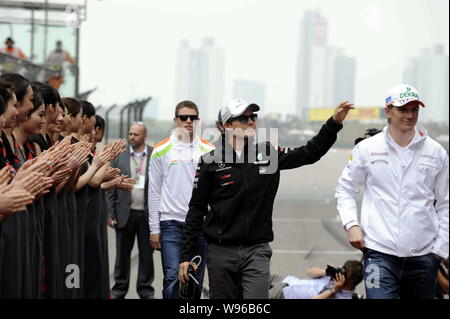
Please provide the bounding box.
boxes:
[328,48,356,107]
[233,79,266,116]
[175,38,224,124]
[296,11,327,119]
[403,44,449,124]
[296,11,355,119]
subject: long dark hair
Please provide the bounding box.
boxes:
[95,115,105,130]
[0,73,30,103]
[62,97,81,117]
[0,95,6,115]
[0,80,16,105]
[30,81,61,108]
[29,87,44,116]
[80,100,95,117]
[0,84,14,115]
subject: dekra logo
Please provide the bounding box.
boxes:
[399,87,418,99]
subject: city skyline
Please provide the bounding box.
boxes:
[175,38,224,123]
[296,10,357,120]
[403,44,449,124]
[75,0,449,122]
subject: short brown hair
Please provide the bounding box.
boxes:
[386,105,393,124]
[344,260,364,287]
[175,100,199,117]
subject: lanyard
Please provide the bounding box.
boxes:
[132,153,146,176]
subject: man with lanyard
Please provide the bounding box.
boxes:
[148,100,214,299]
[335,84,449,298]
[179,98,353,299]
[106,122,155,299]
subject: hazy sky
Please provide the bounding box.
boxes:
[78,0,449,119]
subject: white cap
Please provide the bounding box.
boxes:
[218,98,260,123]
[385,84,425,108]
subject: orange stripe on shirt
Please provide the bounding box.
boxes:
[153,137,170,149]
[200,139,214,147]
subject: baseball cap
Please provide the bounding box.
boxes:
[219,98,260,123]
[385,84,425,108]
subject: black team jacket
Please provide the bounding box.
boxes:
[180,117,343,262]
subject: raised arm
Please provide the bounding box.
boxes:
[306,267,326,278]
[278,102,353,170]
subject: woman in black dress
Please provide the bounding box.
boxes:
[69,100,97,298]
[12,89,46,298]
[61,97,84,298]
[29,82,64,298]
[0,88,7,299]
[84,114,110,298]
[0,75,33,298]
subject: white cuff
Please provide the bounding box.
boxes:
[344,221,360,232]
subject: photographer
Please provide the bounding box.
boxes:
[354,128,381,146]
[269,260,363,299]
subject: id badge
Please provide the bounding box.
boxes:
[134,175,145,189]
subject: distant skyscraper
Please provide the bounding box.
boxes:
[296,11,327,119]
[233,79,266,115]
[403,44,449,124]
[327,48,356,107]
[175,38,224,123]
[296,11,355,119]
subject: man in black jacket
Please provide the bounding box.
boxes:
[179,98,354,299]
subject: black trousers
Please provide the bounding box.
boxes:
[206,242,272,299]
[111,210,155,299]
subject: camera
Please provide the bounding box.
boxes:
[179,264,201,299]
[325,265,347,279]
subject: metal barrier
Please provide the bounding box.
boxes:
[104,104,118,144]
[102,96,152,142]
[0,52,58,81]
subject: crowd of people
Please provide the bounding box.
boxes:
[0,69,448,300]
[0,72,132,298]
[1,37,76,87]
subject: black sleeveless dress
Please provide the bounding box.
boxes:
[71,136,91,298]
[30,133,62,298]
[0,132,26,298]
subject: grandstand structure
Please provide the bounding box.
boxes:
[0,0,87,97]
[0,1,152,140]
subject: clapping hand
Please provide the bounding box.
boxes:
[0,166,14,186]
[101,175,135,191]
[104,167,121,182]
[0,184,35,215]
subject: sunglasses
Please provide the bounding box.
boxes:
[229,114,258,124]
[176,114,199,121]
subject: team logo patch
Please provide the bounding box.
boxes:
[220,181,234,187]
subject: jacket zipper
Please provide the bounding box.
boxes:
[243,166,249,242]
